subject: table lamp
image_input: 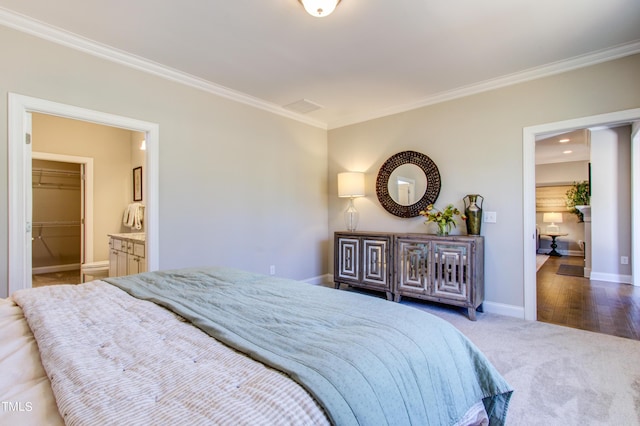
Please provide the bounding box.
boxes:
[338,172,365,231]
[543,212,563,233]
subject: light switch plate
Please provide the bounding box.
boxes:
[484,211,497,223]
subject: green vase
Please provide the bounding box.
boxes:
[464,194,484,235]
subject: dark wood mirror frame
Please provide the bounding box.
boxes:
[375,150,441,218]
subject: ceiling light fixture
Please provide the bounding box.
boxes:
[298,0,341,18]
[563,150,573,154]
[559,138,570,143]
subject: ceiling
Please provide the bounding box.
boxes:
[1,0,639,129]
[535,129,590,165]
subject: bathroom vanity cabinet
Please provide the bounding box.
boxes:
[108,233,146,277]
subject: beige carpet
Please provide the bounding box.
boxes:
[402,301,640,426]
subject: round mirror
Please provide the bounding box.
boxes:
[388,164,427,206]
[376,151,441,218]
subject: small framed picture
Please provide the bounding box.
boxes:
[133,166,143,201]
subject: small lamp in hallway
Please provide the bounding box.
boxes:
[543,212,562,233]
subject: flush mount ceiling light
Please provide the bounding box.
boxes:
[298,0,341,18]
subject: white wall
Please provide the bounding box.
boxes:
[590,126,632,282]
[0,25,328,298]
[328,54,640,313]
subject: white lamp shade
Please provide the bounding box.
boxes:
[338,172,365,198]
[299,0,340,17]
[543,212,563,224]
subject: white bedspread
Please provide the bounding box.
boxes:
[10,282,329,425]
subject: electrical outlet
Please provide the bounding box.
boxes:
[269,265,276,275]
[484,211,497,223]
[621,256,629,265]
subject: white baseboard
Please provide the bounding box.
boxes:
[32,263,81,275]
[303,274,333,286]
[589,271,632,284]
[481,301,525,319]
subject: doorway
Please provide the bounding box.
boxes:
[7,93,159,297]
[523,108,640,321]
[31,157,84,285]
[31,149,97,286]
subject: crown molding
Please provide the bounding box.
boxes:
[328,40,640,129]
[0,7,327,130]
[2,7,638,132]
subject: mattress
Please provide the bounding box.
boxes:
[0,297,63,425]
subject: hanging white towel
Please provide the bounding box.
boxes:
[123,203,144,230]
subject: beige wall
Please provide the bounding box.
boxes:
[1,22,638,307]
[536,161,589,186]
[0,25,328,298]
[328,54,640,311]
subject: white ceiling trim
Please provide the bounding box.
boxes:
[0,7,327,130]
[2,7,639,131]
[329,40,640,129]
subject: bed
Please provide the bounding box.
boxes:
[1,267,512,425]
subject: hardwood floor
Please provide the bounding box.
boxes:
[537,255,640,340]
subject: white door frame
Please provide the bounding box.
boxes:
[32,151,94,265]
[523,107,640,320]
[8,93,159,296]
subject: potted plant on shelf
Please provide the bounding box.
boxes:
[566,180,590,222]
[419,204,466,236]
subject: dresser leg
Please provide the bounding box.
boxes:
[467,307,477,321]
[394,294,402,303]
[334,282,341,290]
[385,292,393,301]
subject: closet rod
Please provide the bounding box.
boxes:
[33,221,81,228]
[32,183,81,190]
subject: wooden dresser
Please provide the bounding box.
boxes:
[334,232,484,320]
[334,232,393,300]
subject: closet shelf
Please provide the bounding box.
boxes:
[32,167,81,189]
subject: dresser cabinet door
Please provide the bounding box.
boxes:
[396,239,429,296]
[431,242,469,302]
[336,237,360,282]
[362,238,389,287]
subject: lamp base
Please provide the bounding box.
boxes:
[345,198,359,232]
[546,224,560,233]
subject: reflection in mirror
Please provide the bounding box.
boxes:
[376,150,441,218]
[388,164,427,206]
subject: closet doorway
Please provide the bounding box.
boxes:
[31,153,93,287]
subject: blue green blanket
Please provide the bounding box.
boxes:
[106,267,512,425]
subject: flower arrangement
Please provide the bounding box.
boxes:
[419,204,466,236]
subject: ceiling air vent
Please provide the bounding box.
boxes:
[283,99,323,114]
